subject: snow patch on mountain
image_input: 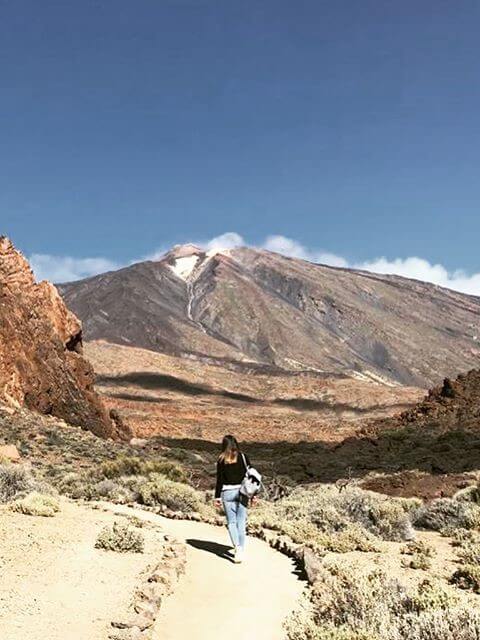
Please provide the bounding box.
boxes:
[169,255,199,280]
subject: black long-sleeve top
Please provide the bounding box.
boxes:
[215,454,250,498]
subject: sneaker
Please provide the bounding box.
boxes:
[234,548,244,563]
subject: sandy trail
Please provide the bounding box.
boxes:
[108,504,304,640]
[0,500,164,640]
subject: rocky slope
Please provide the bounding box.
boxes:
[86,340,423,442]
[59,244,480,387]
[0,237,120,438]
[374,368,480,435]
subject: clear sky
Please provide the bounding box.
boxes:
[1,1,480,290]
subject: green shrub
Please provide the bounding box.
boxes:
[95,522,144,553]
[450,565,480,593]
[406,579,459,613]
[138,474,202,512]
[11,492,60,517]
[99,456,187,482]
[0,464,35,502]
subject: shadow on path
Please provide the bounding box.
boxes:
[186,538,234,563]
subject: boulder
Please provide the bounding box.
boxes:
[0,444,20,461]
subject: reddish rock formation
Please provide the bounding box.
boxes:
[0,237,121,438]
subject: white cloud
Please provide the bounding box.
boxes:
[28,232,480,296]
[263,234,349,267]
[30,254,119,283]
[206,231,244,251]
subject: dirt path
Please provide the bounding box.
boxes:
[0,500,164,640]
[107,504,304,640]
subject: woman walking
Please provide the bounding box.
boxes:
[214,434,252,563]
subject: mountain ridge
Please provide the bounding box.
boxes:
[59,244,480,388]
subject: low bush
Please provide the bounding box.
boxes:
[330,487,415,542]
[405,579,459,613]
[397,607,480,640]
[450,565,480,593]
[95,522,144,553]
[457,543,480,565]
[401,540,435,558]
[0,464,35,502]
[250,485,414,553]
[454,483,480,505]
[138,473,202,512]
[91,478,137,504]
[11,491,60,517]
[449,528,480,545]
[285,564,476,640]
[402,553,432,570]
[99,456,187,482]
[414,498,480,531]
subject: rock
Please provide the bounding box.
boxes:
[109,628,142,640]
[0,237,121,438]
[129,437,147,447]
[0,444,20,461]
[303,547,324,584]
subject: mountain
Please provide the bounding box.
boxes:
[59,244,480,388]
[0,237,121,438]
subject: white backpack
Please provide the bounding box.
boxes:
[239,454,263,499]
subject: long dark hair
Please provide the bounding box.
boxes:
[218,434,240,464]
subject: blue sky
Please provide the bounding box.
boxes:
[1,1,480,291]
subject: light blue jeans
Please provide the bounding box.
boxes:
[222,488,247,550]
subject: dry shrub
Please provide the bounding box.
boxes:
[401,540,435,557]
[405,579,459,613]
[401,540,435,569]
[402,553,432,571]
[12,491,60,517]
[450,565,480,593]
[454,483,480,504]
[251,485,414,553]
[95,522,144,553]
[0,463,35,502]
[414,498,480,531]
[457,542,480,565]
[99,456,187,483]
[138,474,202,512]
[396,607,480,640]
[285,563,473,640]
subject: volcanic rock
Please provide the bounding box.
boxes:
[0,237,119,438]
